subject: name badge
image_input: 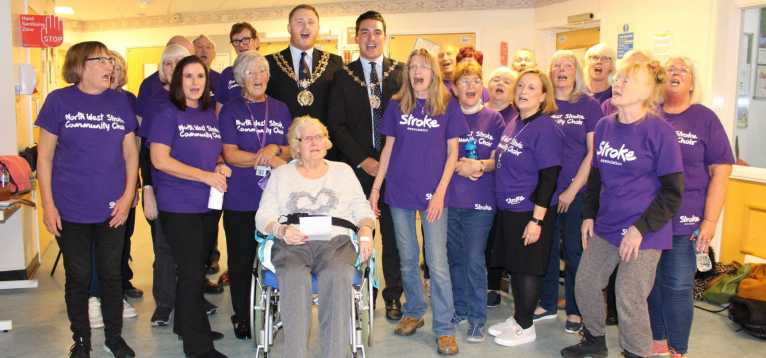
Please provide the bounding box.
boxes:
[299,216,332,241]
[255,165,271,177]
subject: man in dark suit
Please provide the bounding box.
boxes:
[266,4,343,125]
[328,10,404,321]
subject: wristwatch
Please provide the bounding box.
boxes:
[529,217,543,226]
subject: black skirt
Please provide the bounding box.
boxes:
[491,209,558,275]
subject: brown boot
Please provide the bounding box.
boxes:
[437,335,459,355]
[394,317,424,336]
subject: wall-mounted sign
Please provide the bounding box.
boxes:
[617,24,634,59]
[19,15,64,48]
[500,41,508,66]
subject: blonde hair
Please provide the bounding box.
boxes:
[108,50,127,88]
[287,116,333,160]
[549,50,585,103]
[489,66,514,81]
[159,44,191,84]
[393,48,450,116]
[664,56,700,104]
[452,58,483,83]
[513,69,558,115]
[615,54,667,114]
[583,43,616,88]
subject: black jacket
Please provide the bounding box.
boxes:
[327,57,403,167]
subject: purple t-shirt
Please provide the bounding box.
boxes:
[592,113,683,249]
[663,104,734,235]
[552,95,602,194]
[35,86,138,223]
[209,69,221,103]
[215,66,241,105]
[591,87,612,104]
[498,105,518,126]
[136,71,163,118]
[601,98,617,117]
[495,112,563,212]
[219,97,292,211]
[136,87,170,140]
[380,98,469,210]
[447,107,505,210]
[148,103,222,214]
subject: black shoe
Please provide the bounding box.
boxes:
[385,300,402,321]
[605,314,618,326]
[204,299,217,315]
[177,331,224,341]
[151,306,172,326]
[560,328,608,358]
[206,262,220,275]
[486,291,501,307]
[104,336,135,358]
[123,283,144,299]
[231,315,251,339]
[69,337,91,358]
[187,349,228,358]
[204,279,224,294]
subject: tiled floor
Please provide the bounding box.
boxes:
[1,215,763,357]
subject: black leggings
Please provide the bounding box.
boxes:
[511,273,543,329]
[222,210,258,323]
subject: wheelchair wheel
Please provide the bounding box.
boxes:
[251,275,266,352]
[361,268,374,347]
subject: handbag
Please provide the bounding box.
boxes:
[0,155,33,195]
[738,264,766,302]
[703,262,752,305]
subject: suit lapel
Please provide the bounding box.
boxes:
[312,48,322,74]
[382,57,399,101]
[349,60,372,113]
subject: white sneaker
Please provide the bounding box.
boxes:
[488,317,518,337]
[122,299,137,318]
[89,297,104,329]
[494,323,536,347]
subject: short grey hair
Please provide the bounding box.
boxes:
[233,50,270,87]
[158,44,190,84]
[549,50,586,103]
[287,116,332,160]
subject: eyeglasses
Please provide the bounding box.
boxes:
[298,134,326,143]
[231,37,253,46]
[588,55,612,62]
[86,57,115,65]
[457,78,482,86]
[666,66,690,76]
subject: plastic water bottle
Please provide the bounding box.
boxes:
[464,138,478,160]
[0,166,10,188]
[693,228,713,272]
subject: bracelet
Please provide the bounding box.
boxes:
[478,160,485,172]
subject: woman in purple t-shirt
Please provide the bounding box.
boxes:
[486,66,518,125]
[536,50,603,333]
[445,60,506,342]
[488,69,563,347]
[219,51,292,339]
[36,41,139,356]
[583,44,615,105]
[149,56,231,358]
[370,48,468,355]
[562,58,684,358]
[647,57,734,357]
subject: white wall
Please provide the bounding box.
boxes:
[65,8,536,79]
[0,0,17,155]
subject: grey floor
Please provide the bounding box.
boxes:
[1,217,764,357]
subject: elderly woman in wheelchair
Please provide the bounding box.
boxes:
[255,115,375,358]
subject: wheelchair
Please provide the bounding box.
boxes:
[249,216,376,358]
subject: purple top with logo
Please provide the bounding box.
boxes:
[495,112,563,212]
[552,95,602,195]
[136,87,170,140]
[663,104,734,235]
[592,113,683,249]
[136,71,163,118]
[380,98,468,210]
[498,105,518,126]
[219,96,292,211]
[215,66,241,105]
[148,103,222,214]
[591,87,612,104]
[35,86,138,223]
[447,107,505,210]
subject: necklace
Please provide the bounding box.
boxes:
[273,51,330,107]
[342,60,399,109]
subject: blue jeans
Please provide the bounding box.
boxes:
[391,207,455,336]
[540,193,584,316]
[447,208,494,326]
[648,234,696,354]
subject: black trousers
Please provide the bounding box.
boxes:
[148,216,176,309]
[88,207,136,297]
[206,210,223,269]
[58,220,125,342]
[160,211,218,355]
[355,167,403,302]
[486,212,503,291]
[222,209,258,323]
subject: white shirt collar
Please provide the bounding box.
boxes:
[360,55,384,84]
[289,45,314,69]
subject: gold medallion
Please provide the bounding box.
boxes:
[369,94,381,109]
[297,89,314,107]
